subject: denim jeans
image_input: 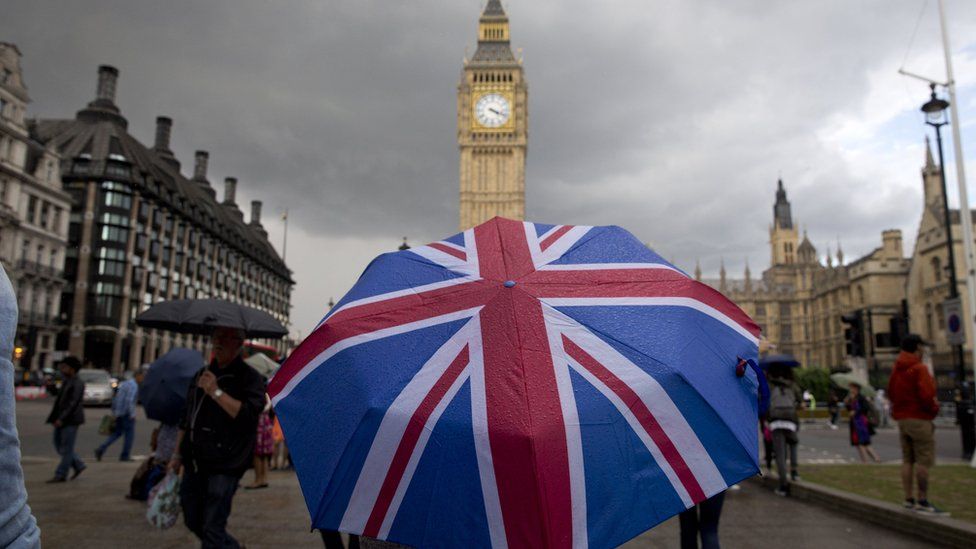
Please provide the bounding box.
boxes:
[679,491,726,549]
[97,415,135,459]
[53,425,85,479]
[0,262,40,547]
[180,470,241,549]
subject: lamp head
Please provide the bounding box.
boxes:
[921,83,950,125]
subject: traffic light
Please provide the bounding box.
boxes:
[841,311,865,357]
[13,346,24,360]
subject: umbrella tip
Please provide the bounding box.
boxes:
[503,280,516,288]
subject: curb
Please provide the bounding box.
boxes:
[751,476,976,549]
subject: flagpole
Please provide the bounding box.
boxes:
[935,0,976,469]
[282,208,289,262]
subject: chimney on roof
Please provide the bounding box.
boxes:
[223,177,237,204]
[193,151,209,180]
[250,200,262,225]
[154,116,173,152]
[95,65,119,104]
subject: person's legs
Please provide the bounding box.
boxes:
[916,464,929,502]
[788,438,798,479]
[697,491,726,549]
[180,470,207,539]
[898,421,915,500]
[65,425,85,474]
[120,416,135,460]
[772,430,788,490]
[56,425,83,476]
[201,473,241,548]
[53,427,69,479]
[856,445,869,462]
[678,505,700,549]
[865,445,881,463]
[320,529,345,549]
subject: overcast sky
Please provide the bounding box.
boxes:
[3,1,975,337]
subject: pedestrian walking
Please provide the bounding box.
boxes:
[827,390,840,430]
[875,388,890,428]
[888,334,945,515]
[168,326,266,548]
[766,364,800,496]
[95,368,145,462]
[845,382,881,463]
[271,414,289,470]
[245,395,273,490]
[0,262,40,547]
[678,491,726,549]
[45,356,86,482]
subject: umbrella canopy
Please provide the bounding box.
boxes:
[269,217,763,548]
[139,348,205,424]
[135,298,287,339]
[759,354,800,369]
[830,372,877,398]
[245,352,280,377]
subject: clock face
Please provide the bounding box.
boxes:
[475,93,511,128]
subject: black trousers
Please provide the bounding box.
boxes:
[180,470,241,549]
[679,491,726,549]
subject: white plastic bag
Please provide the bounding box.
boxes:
[146,472,181,529]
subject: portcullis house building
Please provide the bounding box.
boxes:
[30,65,293,373]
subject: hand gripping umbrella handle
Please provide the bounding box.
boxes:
[736,357,770,417]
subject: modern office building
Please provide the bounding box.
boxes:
[30,64,293,373]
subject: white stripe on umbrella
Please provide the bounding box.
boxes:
[468,314,509,549]
[340,318,477,535]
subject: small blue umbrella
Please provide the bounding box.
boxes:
[140,348,204,425]
[759,354,800,369]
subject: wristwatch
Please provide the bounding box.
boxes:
[212,388,224,400]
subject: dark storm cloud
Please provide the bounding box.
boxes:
[3,0,975,332]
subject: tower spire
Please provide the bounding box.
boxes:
[925,135,936,170]
[694,259,702,281]
[773,178,793,229]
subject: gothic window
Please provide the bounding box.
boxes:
[932,256,942,283]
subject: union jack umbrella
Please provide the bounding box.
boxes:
[269,217,763,548]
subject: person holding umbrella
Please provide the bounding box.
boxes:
[168,327,266,548]
[845,382,881,463]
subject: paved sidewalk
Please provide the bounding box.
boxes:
[22,457,944,548]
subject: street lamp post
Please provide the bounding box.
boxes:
[921,84,966,384]
[921,84,976,461]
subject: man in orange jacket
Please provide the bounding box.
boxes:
[888,334,944,514]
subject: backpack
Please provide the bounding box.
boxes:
[864,396,880,428]
[769,384,797,421]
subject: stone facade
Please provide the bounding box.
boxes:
[701,179,910,380]
[458,0,527,230]
[0,43,72,371]
[29,64,293,373]
[906,138,975,389]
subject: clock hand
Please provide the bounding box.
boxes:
[489,108,501,115]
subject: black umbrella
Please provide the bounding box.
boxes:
[140,348,204,425]
[135,298,288,339]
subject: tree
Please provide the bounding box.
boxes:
[795,367,831,403]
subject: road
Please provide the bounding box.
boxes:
[16,399,155,462]
[794,419,964,465]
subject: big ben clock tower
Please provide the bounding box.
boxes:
[458,0,528,230]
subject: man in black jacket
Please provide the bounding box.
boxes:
[169,327,265,549]
[45,356,86,482]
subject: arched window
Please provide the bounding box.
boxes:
[932,256,942,282]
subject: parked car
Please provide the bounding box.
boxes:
[78,368,114,406]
